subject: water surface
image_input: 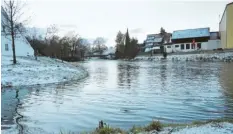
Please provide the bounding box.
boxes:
[2,60,233,133]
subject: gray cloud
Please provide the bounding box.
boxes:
[130,28,145,34]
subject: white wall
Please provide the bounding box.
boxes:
[200,42,209,50]
[169,43,197,53]
[1,34,34,57]
[165,45,173,53]
[167,40,221,53]
[170,42,207,53]
[207,40,221,50]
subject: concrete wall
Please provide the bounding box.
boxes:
[207,40,221,49]
[227,4,233,48]
[1,34,34,57]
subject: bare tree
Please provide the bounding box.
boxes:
[1,0,28,64]
[63,31,80,57]
[93,37,107,54]
[45,24,59,42]
[26,28,39,60]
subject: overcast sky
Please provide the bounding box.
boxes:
[17,0,232,46]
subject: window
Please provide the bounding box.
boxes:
[167,46,171,48]
[2,26,5,32]
[186,44,190,49]
[5,44,9,51]
[197,43,202,49]
[175,45,179,48]
[181,44,184,50]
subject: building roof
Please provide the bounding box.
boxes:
[172,28,210,40]
[220,2,233,24]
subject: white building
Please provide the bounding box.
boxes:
[168,28,221,53]
[1,7,34,57]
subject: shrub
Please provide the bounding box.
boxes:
[144,121,162,132]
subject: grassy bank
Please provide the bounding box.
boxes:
[60,118,233,134]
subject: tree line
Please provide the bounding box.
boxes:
[26,25,108,61]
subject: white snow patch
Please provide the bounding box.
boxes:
[1,56,88,87]
[139,122,233,134]
[172,122,233,134]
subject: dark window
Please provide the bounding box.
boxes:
[175,45,179,48]
[197,43,201,49]
[5,44,9,51]
[181,44,184,50]
[167,46,171,48]
[2,26,5,32]
[186,44,190,49]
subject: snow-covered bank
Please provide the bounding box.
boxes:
[139,122,233,134]
[1,56,88,88]
[134,52,233,62]
[171,122,233,134]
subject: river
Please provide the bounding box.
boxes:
[1,60,233,133]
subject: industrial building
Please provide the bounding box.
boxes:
[219,2,233,49]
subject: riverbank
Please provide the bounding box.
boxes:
[60,119,233,134]
[1,56,88,88]
[134,52,233,62]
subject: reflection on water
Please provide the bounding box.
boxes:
[15,89,24,134]
[1,60,233,134]
[117,63,139,89]
[220,63,233,117]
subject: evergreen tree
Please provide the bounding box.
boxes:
[115,31,125,58]
[124,28,131,58]
[130,38,139,58]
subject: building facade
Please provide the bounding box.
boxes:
[1,7,34,57]
[144,33,172,53]
[171,28,211,53]
[219,2,233,49]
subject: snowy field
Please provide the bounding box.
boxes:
[1,56,88,87]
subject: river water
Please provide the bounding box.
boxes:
[1,60,233,133]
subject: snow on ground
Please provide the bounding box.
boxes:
[140,122,233,134]
[134,52,233,62]
[171,122,233,134]
[1,56,88,87]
